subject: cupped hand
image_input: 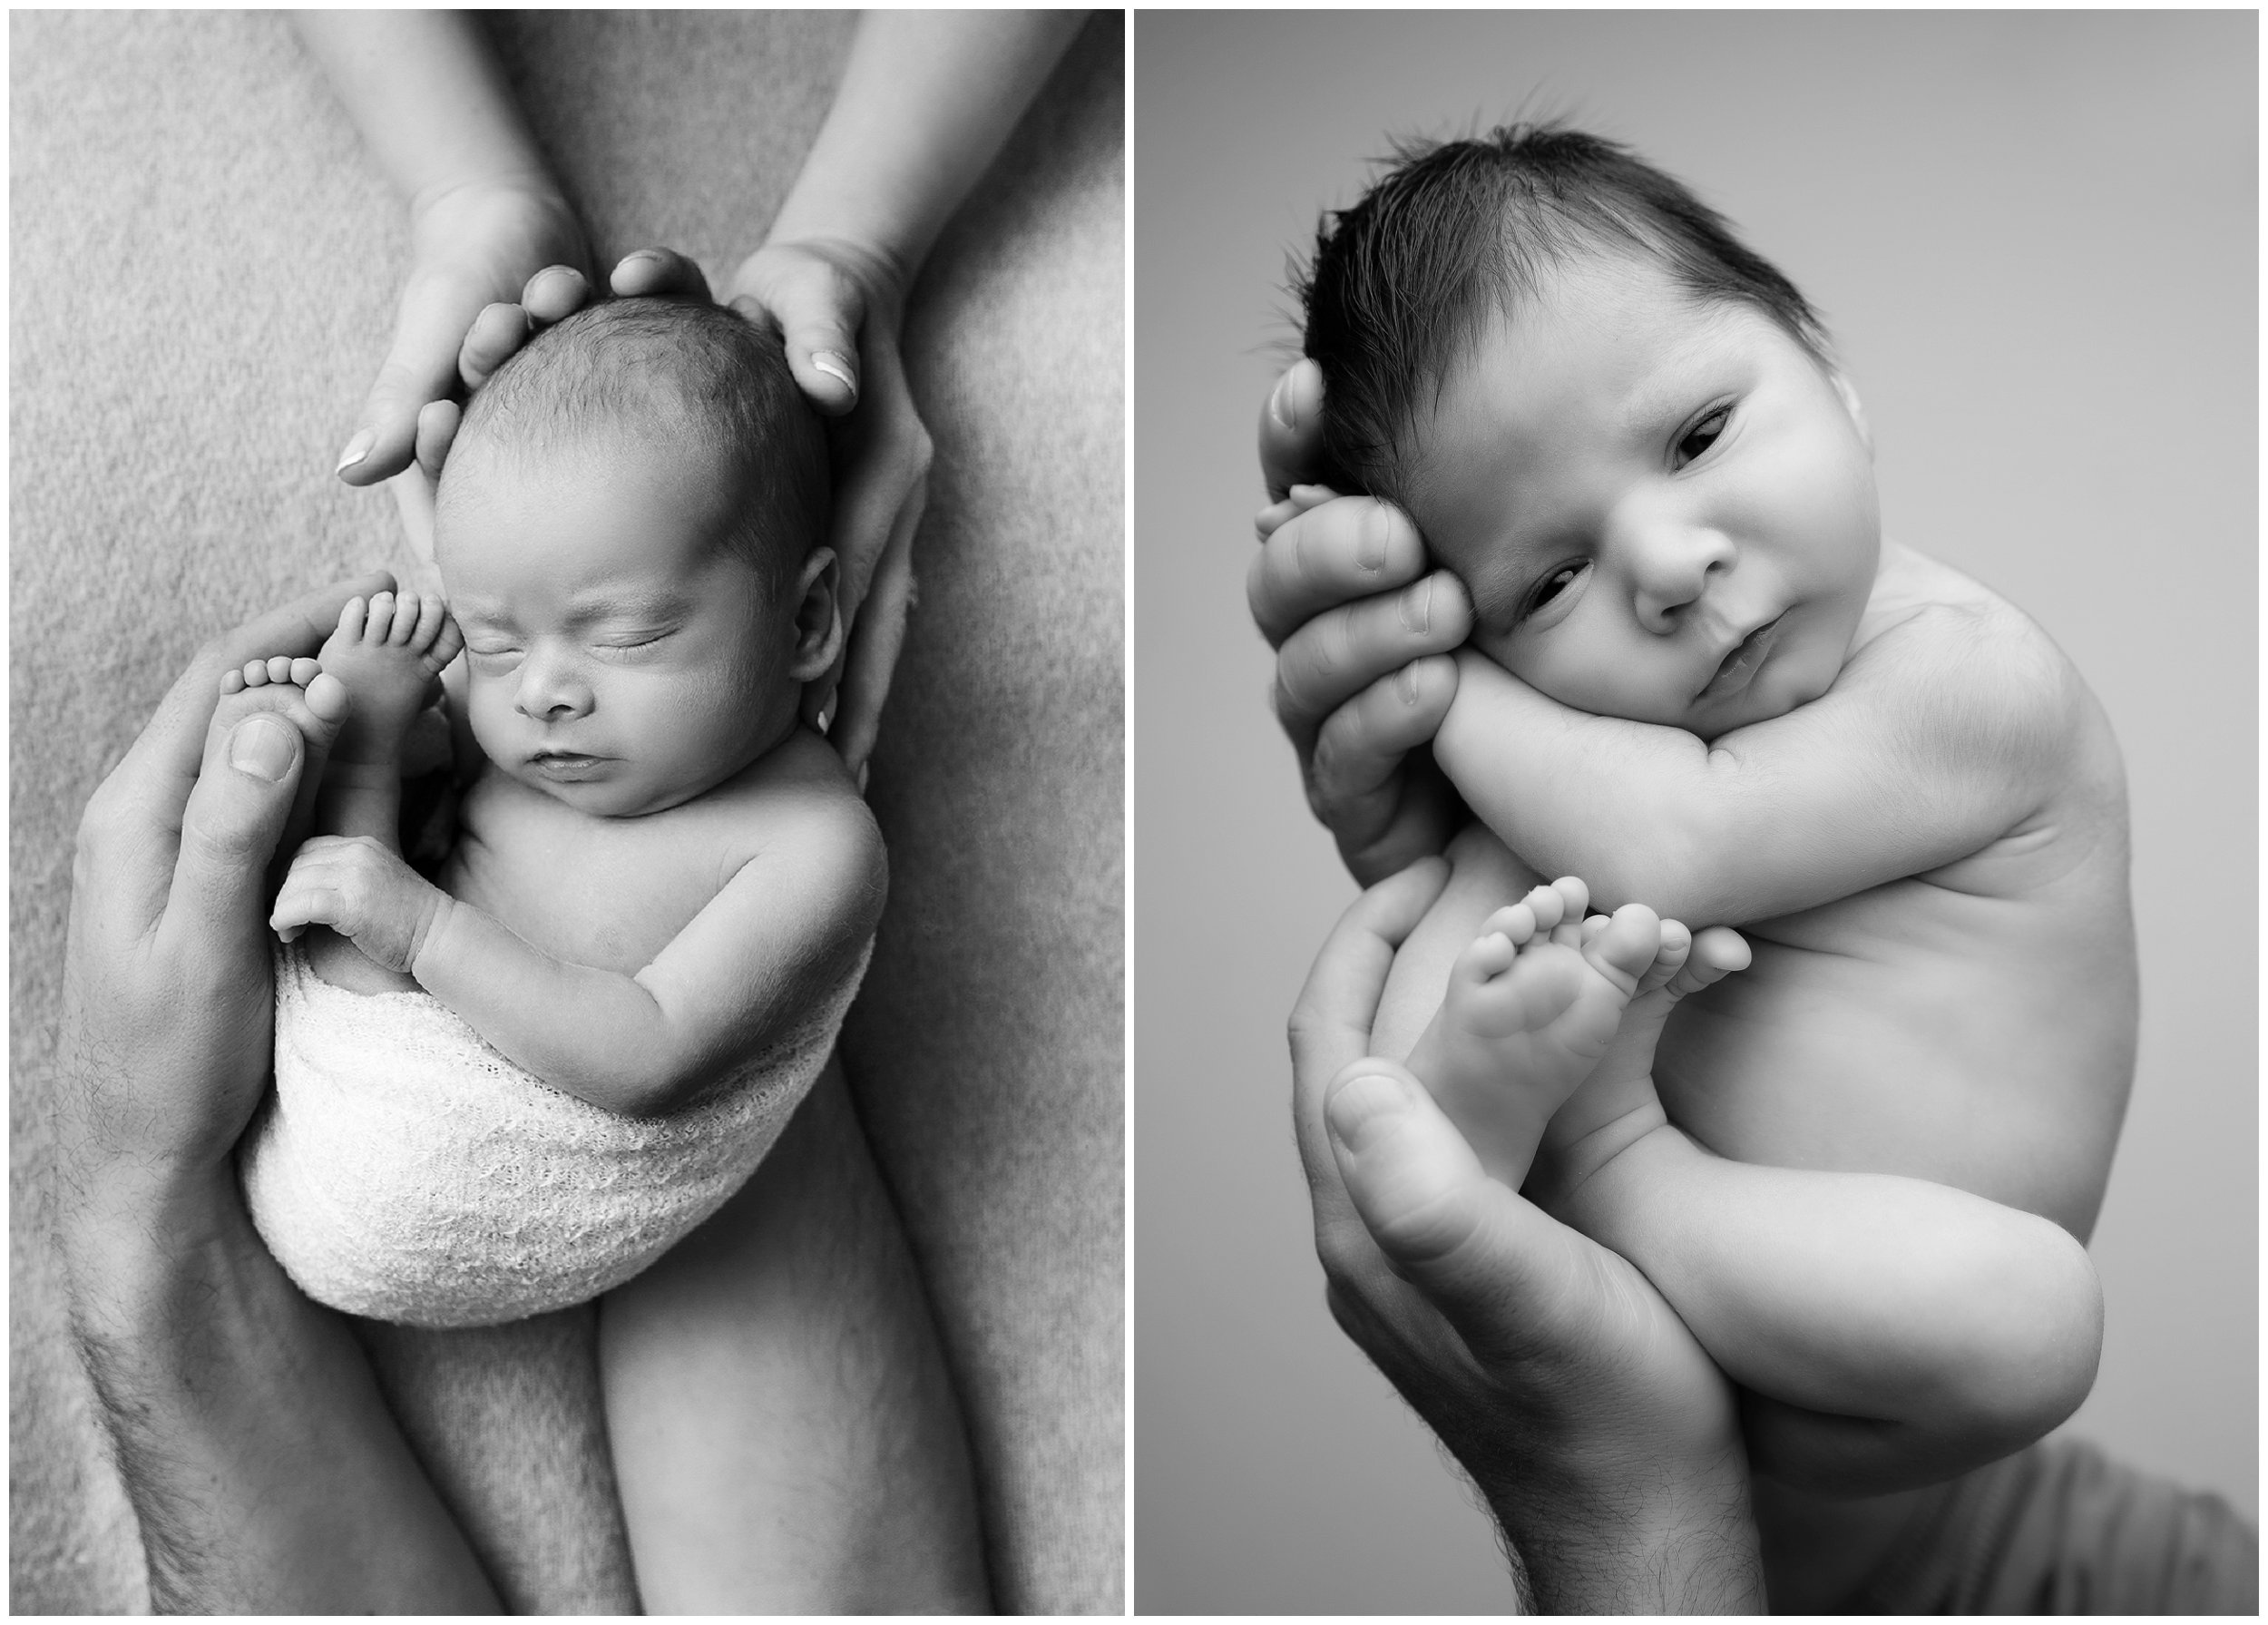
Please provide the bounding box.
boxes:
[1251,361,1474,885]
[1292,864,1763,1612]
[336,181,589,487]
[56,574,387,1241]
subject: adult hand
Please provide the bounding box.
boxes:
[334,185,590,489]
[1292,863,1764,1613]
[53,572,499,1612]
[1249,360,1473,885]
[57,575,377,1220]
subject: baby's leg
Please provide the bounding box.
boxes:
[1538,974,2103,1497]
[298,591,462,994]
[600,1062,988,1613]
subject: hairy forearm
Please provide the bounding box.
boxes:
[293,12,562,211]
[59,1192,497,1612]
[1474,1450,1765,1612]
[766,12,1085,279]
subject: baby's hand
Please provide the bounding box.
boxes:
[1255,481,1341,543]
[271,836,448,977]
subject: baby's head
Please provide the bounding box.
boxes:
[1302,124,1880,738]
[435,299,838,816]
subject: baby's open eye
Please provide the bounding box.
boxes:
[1676,406,1732,465]
[1523,562,1587,619]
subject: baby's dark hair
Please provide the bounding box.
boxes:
[1299,122,1832,504]
[449,298,829,595]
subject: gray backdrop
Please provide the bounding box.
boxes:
[13,11,1122,1612]
[1135,11,2255,1612]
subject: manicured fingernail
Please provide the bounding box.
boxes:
[810,351,857,399]
[1358,506,1389,573]
[335,429,375,473]
[1399,576,1433,634]
[229,715,297,782]
[1326,1071,1413,1154]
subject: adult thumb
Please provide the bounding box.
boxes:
[163,711,312,946]
[1325,1065,1574,1365]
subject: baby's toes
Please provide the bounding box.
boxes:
[1520,883,1568,935]
[429,612,465,668]
[1476,902,1538,949]
[1633,919,1695,998]
[364,590,399,643]
[1452,927,1520,987]
[304,671,351,725]
[1582,902,1662,994]
[334,594,368,646]
[1665,925,1750,1000]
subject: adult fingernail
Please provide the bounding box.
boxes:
[335,429,374,473]
[229,716,297,782]
[1358,506,1388,574]
[1268,372,1295,431]
[1326,1071,1413,1154]
[1399,576,1433,634]
[811,351,857,399]
[855,761,871,795]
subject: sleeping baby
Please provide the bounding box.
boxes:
[1286,124,2136,1495]
[216,298,962,1601]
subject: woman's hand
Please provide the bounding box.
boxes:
[1250,361,1474,884]
[1292,864,1763,1612]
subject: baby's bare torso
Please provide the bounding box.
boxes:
[440,731,836,976]
[1655,550,2134,1234]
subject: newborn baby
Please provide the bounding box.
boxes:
[1294,125,2135,1494]
[214,299,968,1603]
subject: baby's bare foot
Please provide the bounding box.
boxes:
[210,656,351,861]
[1405,876,1664,1187]
[318,591,463,768]
[1534,920,1750,1206]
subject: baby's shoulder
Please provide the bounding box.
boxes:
[689,729,886,886]
[1859,547,2089,744]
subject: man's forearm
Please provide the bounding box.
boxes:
[59,1191,498,1612]
[1483,1463,1766,1613]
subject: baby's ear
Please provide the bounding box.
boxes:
[787,546,844,683]
[1829,367,1873,457]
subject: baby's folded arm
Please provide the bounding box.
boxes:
[410,799,886,1117]
[1436,612,2081,924]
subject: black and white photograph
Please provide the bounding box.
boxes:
[1136,9,2253,1614]
[10,5,2263,1620]
[13,11,1120,1614]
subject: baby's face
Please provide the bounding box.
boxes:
[1407,257,1880,739]
[437,437,800,817]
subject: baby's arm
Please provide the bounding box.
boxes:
[271,785,885,1117]
[1435,601,2083,925]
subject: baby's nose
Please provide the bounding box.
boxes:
[1629,525,1735,631]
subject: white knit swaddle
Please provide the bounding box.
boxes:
[241,937,870,1327]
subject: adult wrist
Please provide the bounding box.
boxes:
[1485,1451,1764,1613]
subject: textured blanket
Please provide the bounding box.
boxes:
[13,12,1122,1613]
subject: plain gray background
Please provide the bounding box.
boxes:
[1135,11,2255,1613]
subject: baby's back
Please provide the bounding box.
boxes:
[1656,556,2136,1237]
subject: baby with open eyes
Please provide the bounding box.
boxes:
[211,298,976,1606]
[1282,126,2134,1493]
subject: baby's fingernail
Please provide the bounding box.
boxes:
[1326,1071,1413,1154]
[1399,576,1433,634]
[810,351,858,399]
[229,716,298,783]
[335,429,375,474]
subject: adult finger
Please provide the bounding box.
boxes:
[457,301,532,391]
[520,263,594,325]
[1303,652,1459,808]
[157,687,345,965]
[828,474,924,776]
[729,270,863,416]
[1258,358,1329,503]
[1271,574,1471,748]
[1289,858,1451,1131]
[1246,495,1432,648]
[1323,1064,1580,1372]
[337,270,486,486]
[413,399,462,487]
[610,248,713,304]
